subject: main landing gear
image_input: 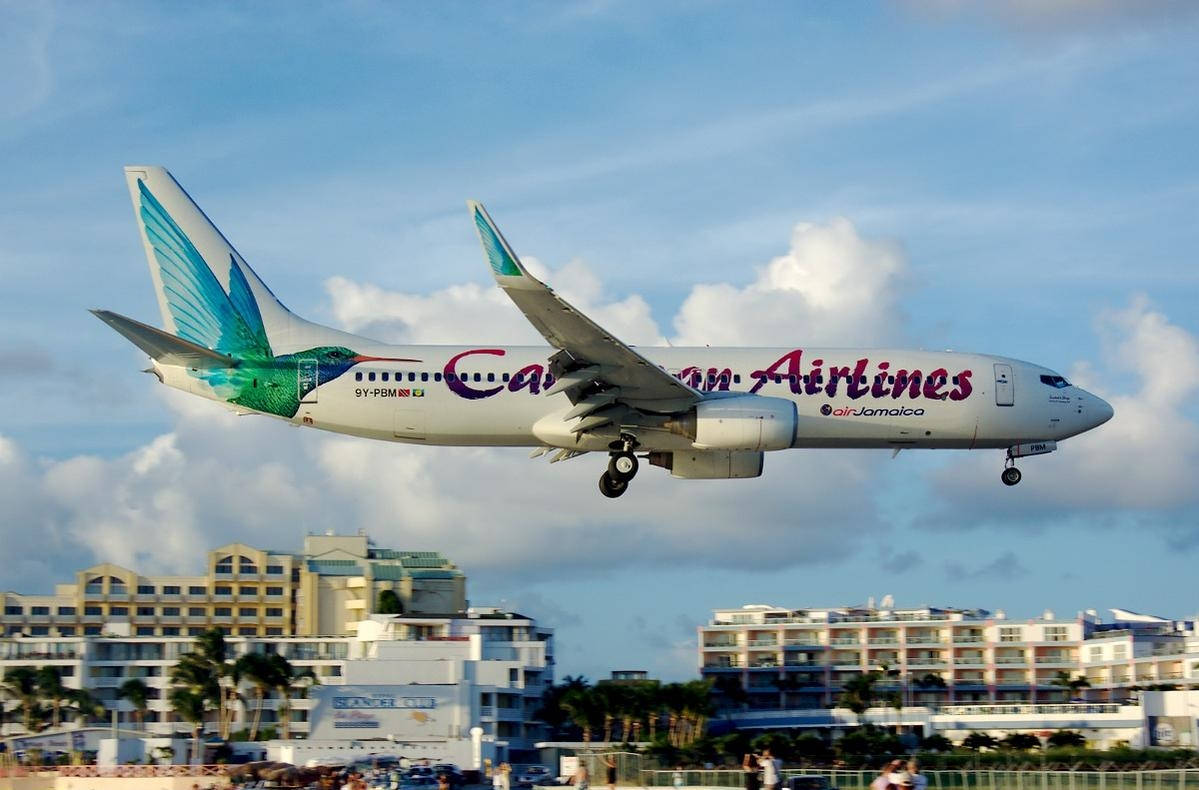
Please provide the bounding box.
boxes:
[599,434,640,499]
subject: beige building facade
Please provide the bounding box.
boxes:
[1,533,464,639]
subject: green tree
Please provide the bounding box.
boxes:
[117,678,151,730]
[1047,730,1086,748]
[170,628,238,739]
[234,652,278,741]
[961,731,999,751]
[561,683,600,743]
[2,667,40,732]
[67,688,105,725]
[169,688,208,765]
[839,670,880,724]
[1001,732,1042,751]
[1049,671,1091,702]
[920,733,954,752]
[376,589,403,615]
[36,667,70,729]
[268,653,316,740]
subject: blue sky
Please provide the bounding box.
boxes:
[2,1,1198,681]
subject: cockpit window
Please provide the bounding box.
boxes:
[1040,374,1070,389]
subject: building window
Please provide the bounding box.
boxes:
[137,585,156,595]
[509,668,519,682]
[1089,646,1102,661]
[162,607,180,616]
[59,627,76,636]
[136,626,155,636]
[163,585,181,595]
[58,606,76,615]
[266,627,284,636]
[215,556,233,574]
[1113,644,1128,660]
[4,606,22,615]
[162,627,180,636]
[214,586,232,595]
[84,606,102,616]
[1044,626,1068,642]
[239,557,258,574]
[238,607,257,617]
[266,565,284,575]
[31,606,50,616]
[266,587,284,596]
[84,626,101,635]
[136,607,155,616]
[265,608,283,617]
[188,607,205,617]
[109,606,129,616]
[188,586,206,596]
[239,586,257,596]
[188,627,205,636]
[214,608,232,617]
[999,627,1022,642]
[238,627,257,635]
[30,626,49,636]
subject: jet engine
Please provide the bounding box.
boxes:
[666,395,797,452]
[648,450,764,479]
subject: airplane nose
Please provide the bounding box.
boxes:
[1088,394,1114,428]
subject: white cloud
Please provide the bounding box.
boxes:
[672,217,908,347]
[325,257,665,346]
[923,296,1199,527]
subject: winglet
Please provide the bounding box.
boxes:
[468,201,532,281]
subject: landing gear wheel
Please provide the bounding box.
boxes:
[1001,466,1022,486]
[608,452,639,482]
[599,472,628,498]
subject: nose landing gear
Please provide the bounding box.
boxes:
[599,434,640,498]
[1001,465,1022,486]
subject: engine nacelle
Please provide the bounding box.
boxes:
[649,450,764,479]
[668,395,798,451]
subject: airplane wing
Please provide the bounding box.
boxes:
[469,202,701,418]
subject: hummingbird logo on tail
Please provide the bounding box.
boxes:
[137,179,416,418]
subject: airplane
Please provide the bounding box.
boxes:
[93,166,1114,498]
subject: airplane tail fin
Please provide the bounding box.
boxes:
[122,166,297,356]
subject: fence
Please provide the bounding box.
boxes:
[640,769,1199,790]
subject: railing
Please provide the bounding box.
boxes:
[56,765,229,777]
[938,702,1124,715]
[641,769,1199,790]
[996,656,1028,664]
[830,638,861,645]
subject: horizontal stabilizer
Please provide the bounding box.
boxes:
[91,309,236,368]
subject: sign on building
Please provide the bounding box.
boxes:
[308,684,467,740]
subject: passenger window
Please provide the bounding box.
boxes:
[774,375,782,384]
[545,375,555,387]
[447,373,456,382]
[733,374,741,384]
[409,373,416,382]
[788,375,796,384]
[421,372,429,382]
[502,373,510,382]
[860,375,867,384]
[368,372,376,382]
[952,376,959,385]
[487,373,495,382]
[381,372,389,382]
[434,372,442,382]
[355,372,362,381]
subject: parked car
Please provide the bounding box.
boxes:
[517,766,553,786]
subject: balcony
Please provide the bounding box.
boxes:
[907,637,945,645]
[870,637,900,645]
[995,656,1027,664]
[954,658,985,665]
[704,642,739,649]
[1034,655,1074,665]
[829,637,860,645]
[748,639,778,647]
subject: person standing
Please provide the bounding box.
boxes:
[604,754,617,790]
[872,760,902,790]
[906,761,927,790]
[574,760,590,790]
[500,762,512,790]
[758,749,782,790]
[741,753,761,790]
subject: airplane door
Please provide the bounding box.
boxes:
[298,359,318,404]
[994,363,1014,407]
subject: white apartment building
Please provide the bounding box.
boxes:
[699,603,1199,710]
[0,607,553,760]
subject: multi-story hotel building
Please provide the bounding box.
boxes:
[0,532,464,639]
[0,607,553,758]
[699,603,1198,710]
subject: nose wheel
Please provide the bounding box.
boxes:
[1001,466,1022,486]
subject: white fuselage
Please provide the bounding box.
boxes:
[157,343,1111,454]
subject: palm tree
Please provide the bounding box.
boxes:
[36,667,70,729]
[267,654,316,741]
[678,680,714,746]
[117,678,151,731]
[839,670,880,725]
[561,684,600,743]
[170,629,237,739]
[169,688,208,765]
[67,688,105,726]
[2,667,40,732]
[234,652,277,740]
[1049,671,1090,702]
